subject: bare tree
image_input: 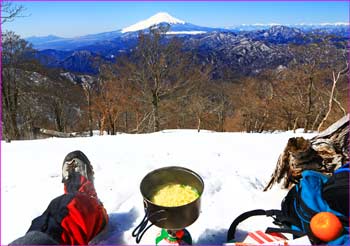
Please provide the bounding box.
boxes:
[31,70,85,135]
[236,76,275,132]
[189,93,211,132]
[1,31,35,140]
[288,43,325,132]
[93,78,120,135]
[1,1,26,24]
[287,39,348,132]
[80,76,96,136]
[205,82,233,132]
[93,64,137,135]
[124,25,209,132]
[317,61,349,132]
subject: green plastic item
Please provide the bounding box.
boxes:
[155,229,192,245]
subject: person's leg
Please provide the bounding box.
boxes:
[9,231,59,245]
[9,150,108,245]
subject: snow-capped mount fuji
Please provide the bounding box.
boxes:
[122,12,185,33]
[122,12,216,34]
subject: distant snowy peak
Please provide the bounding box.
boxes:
[232,22,348,27]
[227,22,349,31]
[120,12,210,35]
[297,22,349,26]
[122,12,186,33]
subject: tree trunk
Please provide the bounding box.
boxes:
[264,114,349,191]
[108,113,115,135]
[218,110,225,132]
[197,116,201,133]
[88,96,93,137]
[292,116,299,133]
[317,70,340,132]
[2,71,20,140]
[136,112,140,132]
[99,114,105,135]
[311,112,321,131]
[10,111,20,139]
[152,92,160,132]
[124,111,128,132]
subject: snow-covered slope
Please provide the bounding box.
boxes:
[2,130,315,245]
[122,12,185,33]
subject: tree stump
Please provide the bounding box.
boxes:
[264,114,349,191]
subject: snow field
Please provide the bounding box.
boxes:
[1,130,315,245]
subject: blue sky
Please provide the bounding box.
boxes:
[3,1,349,38]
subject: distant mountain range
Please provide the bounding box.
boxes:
[26,12,348,51]
[26,12,221,51]
[225,22,349,31]
[26,12,349,75]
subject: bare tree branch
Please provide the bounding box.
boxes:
[317,61,349,132]
[1,1,27,24]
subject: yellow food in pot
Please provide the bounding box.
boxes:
[152,184,199,207]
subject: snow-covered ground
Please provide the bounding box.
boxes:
[1,130,315,245]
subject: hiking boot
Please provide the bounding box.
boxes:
[62,150,94,184]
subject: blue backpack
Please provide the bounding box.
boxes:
[227,164,350,244]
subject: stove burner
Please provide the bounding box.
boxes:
[155,229,192,245]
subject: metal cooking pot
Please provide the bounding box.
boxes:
[132,166,204,243]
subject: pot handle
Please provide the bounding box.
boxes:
[132,209,167,244]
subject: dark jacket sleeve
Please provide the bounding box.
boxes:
[9,231,59,245]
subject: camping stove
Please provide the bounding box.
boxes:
[155,229,192,245]
[132,166,204,245]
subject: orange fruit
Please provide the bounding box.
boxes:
[310,212,343,242]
